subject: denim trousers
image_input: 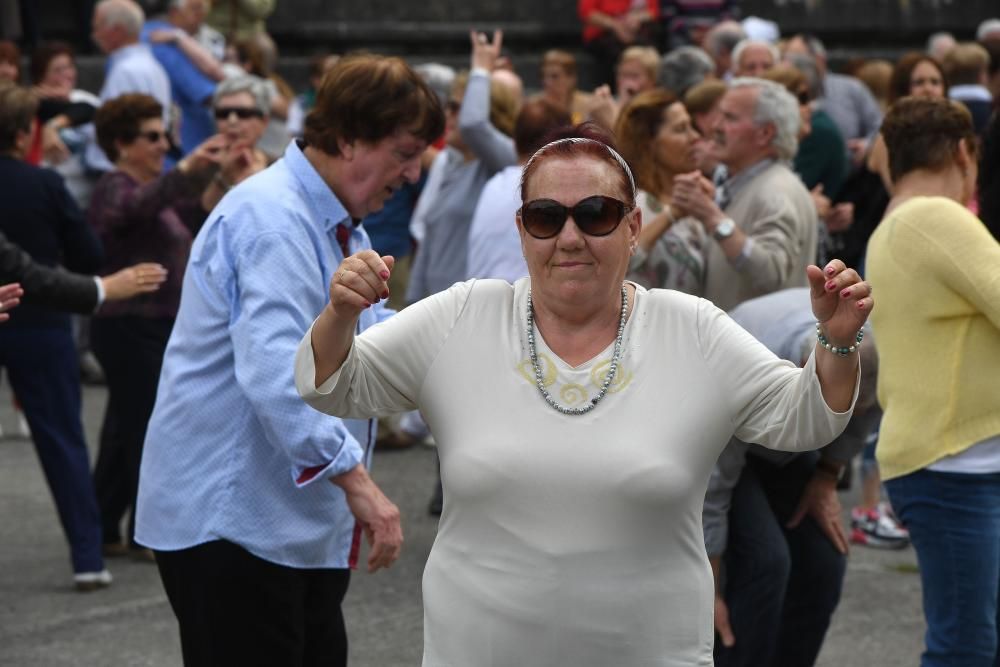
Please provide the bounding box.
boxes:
[886,468,1000,667]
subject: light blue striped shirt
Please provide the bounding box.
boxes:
[135,140,392,568]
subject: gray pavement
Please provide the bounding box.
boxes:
[0,382,924,666]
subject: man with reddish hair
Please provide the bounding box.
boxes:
[135,54,444,666]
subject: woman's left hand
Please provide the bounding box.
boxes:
[0,283,23,322]
[807,260,873,345]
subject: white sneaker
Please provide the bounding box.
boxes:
[74,569,113,592]
[16,412,29,438]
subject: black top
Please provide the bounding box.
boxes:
[0,229,99,314]
[0,156,102,328]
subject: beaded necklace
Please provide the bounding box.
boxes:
[525,284,628,415]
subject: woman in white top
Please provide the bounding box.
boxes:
[295,125,872,665]
[614,88,706,295]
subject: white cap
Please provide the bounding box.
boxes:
[741,16,780,44]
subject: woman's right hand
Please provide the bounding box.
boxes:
[101,263,168,301]
[0,283,23,322]
[329,251,394,319]
[181,134,228,174]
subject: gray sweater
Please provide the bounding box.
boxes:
[407,70,517,303]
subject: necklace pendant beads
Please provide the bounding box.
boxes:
[525,284,628,415]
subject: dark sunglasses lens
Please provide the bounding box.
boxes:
[214,107,260,120]
[573,196,624,236]
[522,200,567,239]
[142,131,163,142]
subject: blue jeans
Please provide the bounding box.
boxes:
[886,469,1000,667]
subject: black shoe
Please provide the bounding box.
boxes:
[428,477,443,517]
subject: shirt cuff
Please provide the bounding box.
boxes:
[470,67,490,78]
[728,237,754,271]
[93,276,105,309]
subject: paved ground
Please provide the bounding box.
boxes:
[0,381,925,666]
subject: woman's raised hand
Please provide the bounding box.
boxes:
[807,260,874,345]
[0,283,23,322]
[330,251,394,318]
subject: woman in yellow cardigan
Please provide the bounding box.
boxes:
[867,97,1000,667]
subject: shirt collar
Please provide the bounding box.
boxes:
[949,85,993,102]
[109,42,151,67]
[722,158,775,200]
[284,140,351,232]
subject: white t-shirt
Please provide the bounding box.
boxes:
[296,279,855,666]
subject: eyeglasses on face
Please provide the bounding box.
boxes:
[214,106,264,121]
[137,130,166,143]
[519,195,631,239]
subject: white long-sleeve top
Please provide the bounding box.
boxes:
[295,279,855,666]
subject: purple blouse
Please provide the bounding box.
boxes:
[88,168,209,319]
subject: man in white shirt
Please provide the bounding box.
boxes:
[85,0,171,171]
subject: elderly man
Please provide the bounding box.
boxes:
[704,20,746,80]
[784,34,882,164]
[706,287,879,667]
[85,0,171,171]
[731,39,778,78]
[142,0,218,155]
[134,55,444,666]
[674,78,818,312]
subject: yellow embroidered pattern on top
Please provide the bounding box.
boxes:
[517,353,633,407]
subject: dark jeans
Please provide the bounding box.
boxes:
[886,468,1000,667]
[716,452,846,667]
[91,316,172,547]
[156,540,351,667]
[0,325,104,573]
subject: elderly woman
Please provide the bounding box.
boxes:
[295,123,872,664]
[613,89,705,294]
[867,97,1000,666]
[88,92,262,558]
[212,74,272,170]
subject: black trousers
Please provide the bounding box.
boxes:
[90,315,172,547]
[156,540,351,667]
[716,452,846,667]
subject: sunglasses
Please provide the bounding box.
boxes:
[214,106,264,121]
[137,130,165,143]
[519,195,630,239]
[797,90,811,105]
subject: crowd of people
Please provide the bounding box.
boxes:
[0,0,999,665]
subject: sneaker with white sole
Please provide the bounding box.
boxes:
[74,569,113,592]
[850,504,910,549]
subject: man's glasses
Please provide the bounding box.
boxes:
[214,106,264,121]
[138,130,165,143]
[519,195,630,239]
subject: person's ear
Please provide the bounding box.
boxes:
[337,138,354,160]
[757,122,777,150]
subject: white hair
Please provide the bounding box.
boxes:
[731,39,779,74]
[704,21,746,58]
[96,0,144,37]
[523,138,637,201]
[213,74,271,114]
[730,77,800,161]
[976,18,1000,42]
[660,46,715,96]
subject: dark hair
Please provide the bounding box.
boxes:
[978,112,1000,241]
[520,121,635,205]
[303,54,444,157]
[614,88,680,194]
[94,93,163,162]
[0,83,37,152]
[683,78,727,116]
[30,41,74,86]
[541,50,577,78]
[0,40,20,80]
[943,42,990,86]
[881,97,977,184]
[513,99,571,159]
[889,52,946,104]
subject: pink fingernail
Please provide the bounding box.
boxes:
[379,270,390,280]
[825,280,836,291]
[381,290,390,299]
[363,301,371,308]
[840,289,851,297]
[857,301,865,308]
[825,266,835,275]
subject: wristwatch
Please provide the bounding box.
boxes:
[712,217,736,241]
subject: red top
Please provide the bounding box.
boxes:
[578,0,660,43]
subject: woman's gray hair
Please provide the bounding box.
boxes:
[659,46,715,96]
[213,74,271,115]
[730,77,800,161]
